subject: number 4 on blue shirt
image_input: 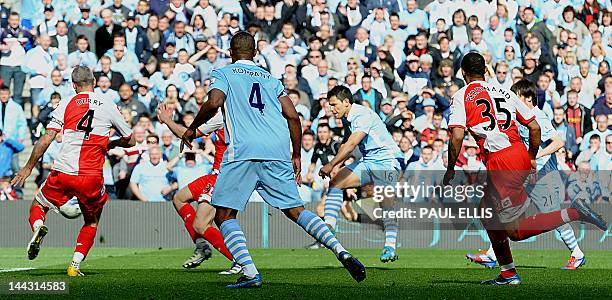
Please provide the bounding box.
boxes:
[249,83,265,114]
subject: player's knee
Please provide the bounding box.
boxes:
[328,178,339,189]
[506,229,521,241]
[173,193,187,206]
[83,219,98,227]
[193,218,206,234]
[282,206,304,222]
[214,210,234,226]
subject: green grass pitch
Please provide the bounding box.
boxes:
[0,248,611,299]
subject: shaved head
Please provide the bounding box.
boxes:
[229,31,256,61]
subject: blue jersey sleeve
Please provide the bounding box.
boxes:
[537,114,556,143]
[275,79,287,98]
[210,69,229,95]
[350,112,372,135]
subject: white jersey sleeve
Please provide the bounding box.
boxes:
[512,92,536,125]
[105,101,132,138]
[47,98,69,132]
[448,88,466,129]
[196,110,224,136]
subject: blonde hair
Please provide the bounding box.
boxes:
[591,43,604,57]
[564,51,577,65]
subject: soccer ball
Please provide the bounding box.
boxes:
[59,198,82,219]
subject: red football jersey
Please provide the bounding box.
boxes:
[448,81,535,157]
[196,110,226,172]
[46,92,132,176]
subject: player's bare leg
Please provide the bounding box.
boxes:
[27,200,49,260]
[479,196,521,285]
[284,206,366,282]
[67,205,104,277]
[192,202,241,274]
[501,198,607,242]
[172,188,212,268]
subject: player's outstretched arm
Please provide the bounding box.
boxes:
[443,127,465,185]
[280,95,303,184]
[319,132,366,179]
[108,135,136,150]
[11,129,57,187]
[536,134,564,159]
[157,103,189,138]
[157,103,210,139]
[181,89,225,151]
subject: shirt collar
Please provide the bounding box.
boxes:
[347,103,358,120]
[235,59,256,66]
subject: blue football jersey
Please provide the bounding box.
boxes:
[346,104,401,161]
[209,60,290,162]
[518,107,558,172]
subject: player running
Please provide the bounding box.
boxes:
[318,86,402,263]
[443,52,607,285]
[12,66,136,276]
[466,79,587,270]
[156,103,241,274]
[181,31,365,288]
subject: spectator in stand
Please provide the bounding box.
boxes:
[563,90,593,146]
[517,7,554,50]
[353,74,383,114]
[23,34,54,109]
[117,83,148,123]
[124,13,151,65]
[168,150,212,190]
[94,55,126,91]
[95,75,121,104]
[189,44,228,84]
[95,8,123,58]
[592,89,612,117]
[161,129,179,161]
[165,20,195,55]
[110,44,142,86]
[51,20,75,55]
[37,69,74,116]
[68,35,98,69]
[0,12,32,106]
[407,88,450,118]
[0,128,24,177]
[581,115,611,152]
[150,59,195,101]
[261,40,306,79]
[552,107,579,157]
[0,85,26,173]
[130,145,174,202]
[401,54,431,98]
[433,59,464,91]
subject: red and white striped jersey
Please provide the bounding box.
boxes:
[47,92,133,176]
[196,111,226,172]
[448,81,535,156]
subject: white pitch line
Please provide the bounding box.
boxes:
[0,268,35,273]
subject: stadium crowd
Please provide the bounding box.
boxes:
[0,0,609,204]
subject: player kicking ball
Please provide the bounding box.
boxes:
[181,31,365,288]
[12,66,136,276]
[156,104,241,274]
[444,53,607,285]
[466,79,587,270]
[318,86,402,263]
